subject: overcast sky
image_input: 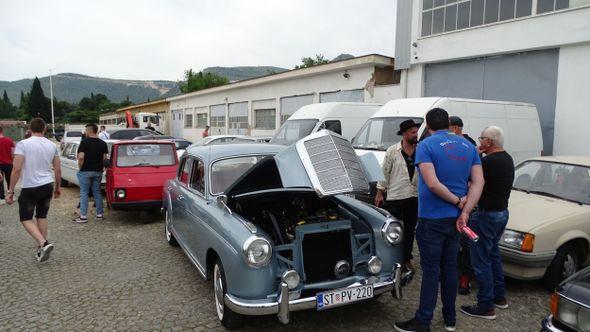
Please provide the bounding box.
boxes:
[0,0,396,82]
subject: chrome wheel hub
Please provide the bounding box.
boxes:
[214,264,224,320]
[563,254,576,278]
[165,211,171,242]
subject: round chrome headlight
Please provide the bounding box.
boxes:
[382,220,403,245]
[243,236,272,268]
[367,256,383,275]
[281,269,300,290]
[115,189,126,199]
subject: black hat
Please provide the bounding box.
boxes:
[449,116,464,127]
[397,119,421,135]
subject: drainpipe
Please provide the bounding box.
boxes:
[402,69,409,99]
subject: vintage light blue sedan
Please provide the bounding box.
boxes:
[163,130,410,328]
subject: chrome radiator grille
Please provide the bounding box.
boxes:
[301,133,369,195]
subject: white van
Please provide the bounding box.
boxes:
[270,102,382,145]
[353,97,542,165]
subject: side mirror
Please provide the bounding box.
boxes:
[104,159,112,168]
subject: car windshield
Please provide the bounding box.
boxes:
[270,119,318,145]
[66,131,82,137]
[352,117,423,151]
[513,160,590,205]
[210,155,270,195]
[193,137,216,146]
[174,140,192,150]
[116,144,176,167]
[143,115,160,125]
[136,135,174,140]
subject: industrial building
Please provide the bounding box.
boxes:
[394,0,590,155]
[104,55,405,141]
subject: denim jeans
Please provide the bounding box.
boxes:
[77,171,103,217]
[414,218,461,327]
[469,209,509,311]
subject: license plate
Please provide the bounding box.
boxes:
[316,284,373,310]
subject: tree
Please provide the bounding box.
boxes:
[294,54,329,69]
[0,90,18,119]
[178,69,229,93]
[2,90,9,104]
[26,77,51,121]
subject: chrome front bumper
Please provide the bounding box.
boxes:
[541,315,565,332]
[224,263,410,324]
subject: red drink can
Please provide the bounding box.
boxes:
[462,226,479,242]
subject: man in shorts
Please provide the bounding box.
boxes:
[6,117,61,262]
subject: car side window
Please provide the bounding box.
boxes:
[189,159,205,195]
[321,120,342,135]
[70,144,79,160]
[62,143,71,157]
[178,158,192,186]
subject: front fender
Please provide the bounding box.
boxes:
[555,230,590,252]
[333,195,404,272]
[204,208,279,300]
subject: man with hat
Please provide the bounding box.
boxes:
[375,119,421,274]
[449,116,477,146]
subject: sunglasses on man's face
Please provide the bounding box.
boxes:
[478,136,491,141]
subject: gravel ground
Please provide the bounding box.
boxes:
[0,186,551,331]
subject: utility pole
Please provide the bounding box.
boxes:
[49,69,55,135]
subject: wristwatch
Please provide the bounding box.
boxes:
[455,197,462,207]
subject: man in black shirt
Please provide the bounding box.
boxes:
[460,126,515,320]
[449,116,477,146]
[73,123,108,223]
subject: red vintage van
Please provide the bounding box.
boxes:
[106,141,178,211]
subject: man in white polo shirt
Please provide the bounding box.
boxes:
[6,117,61,262]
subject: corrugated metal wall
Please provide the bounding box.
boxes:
[424,49,559,154]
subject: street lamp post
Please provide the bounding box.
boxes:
[49,70,55,135]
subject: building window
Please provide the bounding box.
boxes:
[421,0,536,37]
[211,115,225,128]
[184,114,193,128]
[195,113,208,128]
[537,0,570,13]
[255,109,276,129]
[210,104,226,129]
[228,102,248,135]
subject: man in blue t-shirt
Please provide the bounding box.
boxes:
[394,108,484,332]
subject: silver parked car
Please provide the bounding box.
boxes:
[163,130,410,328]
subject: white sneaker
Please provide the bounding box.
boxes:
[36,243,54,262]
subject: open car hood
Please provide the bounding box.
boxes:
[225,130,384,198]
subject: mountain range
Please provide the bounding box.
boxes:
[0,54,355,106]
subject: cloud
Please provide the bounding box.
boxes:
[0,0,396,81]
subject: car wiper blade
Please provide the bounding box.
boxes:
[527,190,584,205]
[512,187,530,194]
[133,162,154,166]
[353,146,384,151]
